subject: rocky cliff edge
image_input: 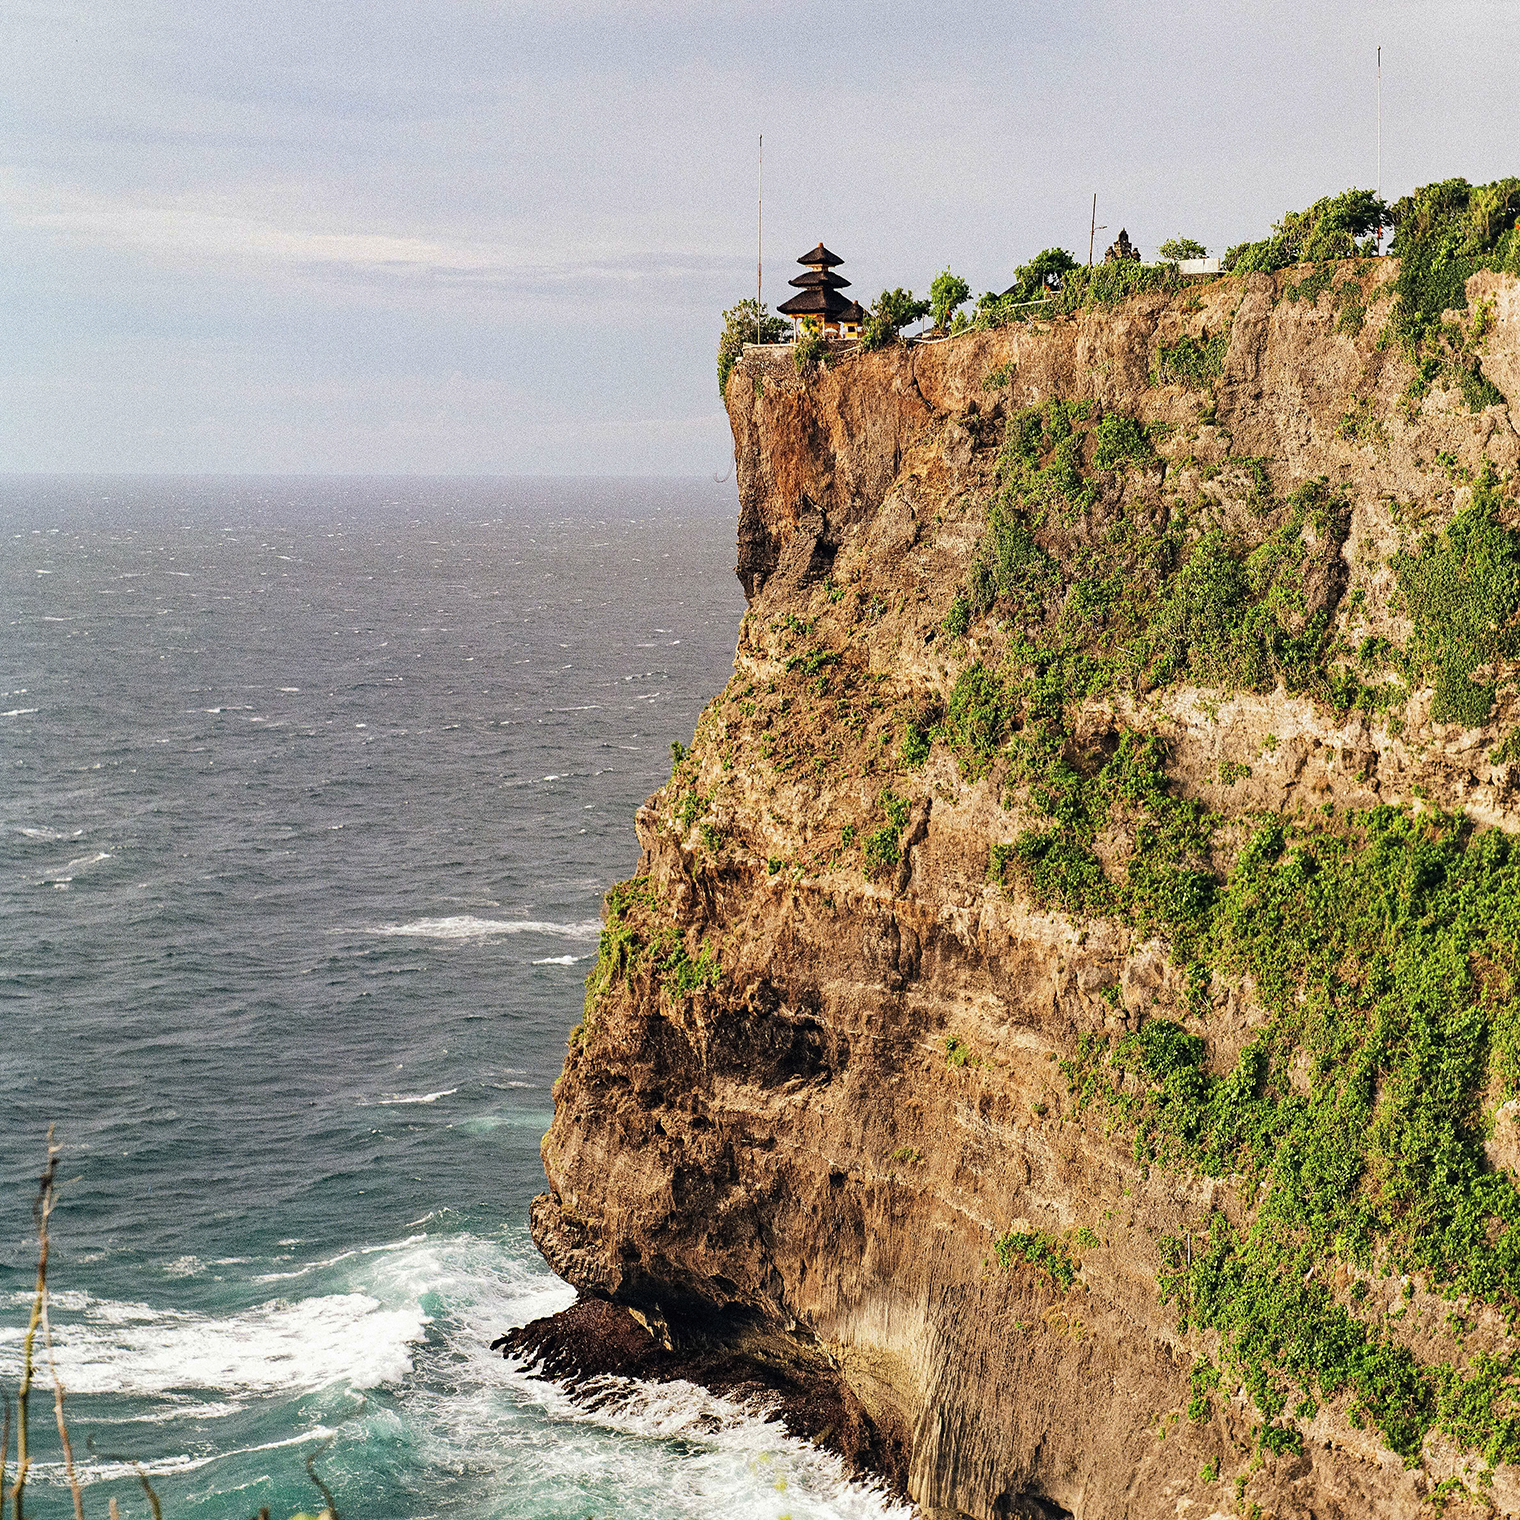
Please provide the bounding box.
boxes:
[528,262,1520,1520]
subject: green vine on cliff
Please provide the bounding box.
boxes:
[1394,463,1520,727]
[1054,802,1520,1466]
[953,399,1360,736]
[912,363,1520,1465]
[1153,328,1229,388]
[578,877,721,1042]
[993,1227,1087,1290]
[1386,177,1520,413]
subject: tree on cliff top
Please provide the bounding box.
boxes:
[859,288,931,350]
[1386,176,1520,343]
[1004,247,1079,303]
[1224,187,1388,273]
[717,299,787,397]
[929,269,971,332]
[1158,237,1207,262]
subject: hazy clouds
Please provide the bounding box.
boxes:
[2,0,1517,474]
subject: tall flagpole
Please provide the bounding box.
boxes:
[756,135,763,343]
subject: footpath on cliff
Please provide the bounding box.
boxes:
[505,180,1520,1520]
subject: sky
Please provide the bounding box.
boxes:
[2,0,1518,476]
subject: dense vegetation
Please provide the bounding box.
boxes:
[1217,176,1520,414]
[579,875,720,1040]
[1386,177,1520,413]
[1224,188,1387,273]
[947,292,1520,1466]
[1062,806,1520,1468]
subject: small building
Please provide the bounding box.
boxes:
[777,243,867,340]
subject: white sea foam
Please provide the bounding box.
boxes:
[2,708,39,717]
[42,850,112,885]
[40,1425,339,1484]
[532,954,581,965]
[0,1290,424,1398]
[374,1087,458,1105]
[364,915,599,941]
[17,826,82,841]
[62,851,113,872]
[391,1232,910,1520]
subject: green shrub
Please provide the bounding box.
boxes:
[794,324,828,375]
[899,720,930,769]
[944,1034,980,1068]
[930,268,971,330]
[1154,330,1228,387]
[1051,261,1182,310]
[1012,832,1112,916]
[1335,397,1385,445]
[1395,466,1520,726]
[946,662,1011,759]
[969,499,1059,619]
[993,1227,1082,1288]
[862,788,913,875]
[1158,237,1207,262]
[717,298,787,396]
[1282,264,1334,305]
[860,287,930,350]
[987,841,1018,886]
[1091,412,1154,470]
[863,826,900,873]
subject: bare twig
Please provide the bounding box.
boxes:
[1,1393,12,1520]
[131,1465,162,1520]
[305,1441,338,1520]
[43,1283,85,1519]
[88,1443,162,1520]
[11,1128,62,1520]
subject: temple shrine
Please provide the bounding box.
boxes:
[777,243,867,340]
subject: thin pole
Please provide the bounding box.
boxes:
[1376,47,1383,254]
[756,135,763,343]
[1089,193,1097,269]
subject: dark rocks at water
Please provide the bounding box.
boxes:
[492,1297,909,1499]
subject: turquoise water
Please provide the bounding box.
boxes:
[0,478,907,1520]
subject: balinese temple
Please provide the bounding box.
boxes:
[777,243,867,340]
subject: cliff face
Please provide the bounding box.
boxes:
[532,263,1520,1519]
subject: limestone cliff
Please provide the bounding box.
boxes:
[529,260,1520,1519]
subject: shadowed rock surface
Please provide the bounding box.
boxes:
[495,1297,912,1497]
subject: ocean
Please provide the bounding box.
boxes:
[0,478,906,1520]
